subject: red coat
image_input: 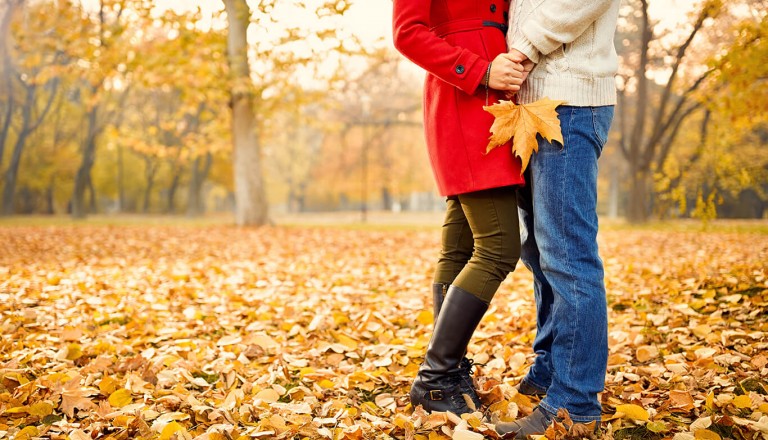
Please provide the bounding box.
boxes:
[393,0,525,196]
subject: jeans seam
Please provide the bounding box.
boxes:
[548,107,578,412]
[562,108,580,412]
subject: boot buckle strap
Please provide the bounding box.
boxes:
[428,390,444,400]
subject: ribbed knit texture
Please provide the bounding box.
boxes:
[506,0,621,107]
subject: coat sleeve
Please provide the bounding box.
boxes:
[392,0,490,95]
[509,0,615,63]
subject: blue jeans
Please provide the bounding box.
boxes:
[516,105,614,422]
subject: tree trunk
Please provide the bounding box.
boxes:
[618,0,717,223]
[45,175,55,214]
[1,125,28,215]
[187,152,212,217]
[223,0,269,226]
[0,73,12,169]
[627,167,651,223]
[72,107,99,219]
[0,83,33,216]
[87,174,97,213]
[116,142,125,212]
[166,166,181,214]
[142,156,156,214]
[608,162,620,219]
[0,0,19,170]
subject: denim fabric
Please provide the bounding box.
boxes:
[516,105,614,422]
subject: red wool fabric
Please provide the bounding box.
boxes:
[393,0,525,196]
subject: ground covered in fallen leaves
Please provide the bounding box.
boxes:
[1,224,767,440]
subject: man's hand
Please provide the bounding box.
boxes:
[509,48,535,81]
[503,48,536,99]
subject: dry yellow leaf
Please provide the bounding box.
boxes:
[615,404,649,421]
[66,343,83,361]
[16,426,39,440]
[692,324,712,339]
[511,391,533,408]
[694,429,722,440]
[636,345,659,362]
[416,310,433,326]
[108,388,133,408]
[733,395,752,408]
[159,421,186,440]
[429,432,449,440]
[2,223,767,440]
[484,97,565,173]
[99,375,120,395]
[646,421,669,433]
[394,413,414,430]
[255,388,280,403]
[331,330,359,350]
[318,379,335,389]
[466,414,483,429]
[28,401,54,417]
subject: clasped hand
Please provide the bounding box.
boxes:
[489,49,535,97]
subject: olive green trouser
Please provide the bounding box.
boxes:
[433,186,521,304]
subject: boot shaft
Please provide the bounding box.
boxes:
[422,285,488,378]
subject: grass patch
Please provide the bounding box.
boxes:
[2,213,766,234]
[601,218,768,234]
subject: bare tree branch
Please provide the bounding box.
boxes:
[649,5,713,142]
[656,102,702,168]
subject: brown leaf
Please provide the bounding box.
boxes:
[59,376,97,418]
[669,390,696,412]
[483,97,565,173]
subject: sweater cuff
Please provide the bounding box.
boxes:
[510,37,541,64]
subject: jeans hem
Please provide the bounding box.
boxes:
[538,401,602,423]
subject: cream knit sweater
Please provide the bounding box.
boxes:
[506,0,621,106]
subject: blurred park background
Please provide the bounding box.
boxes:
[0,0,766,225]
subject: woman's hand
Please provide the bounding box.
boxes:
[488,53,525,92]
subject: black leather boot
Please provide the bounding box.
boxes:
[411,285,488,414]
[432,283,448,320]
[433,282,483,410]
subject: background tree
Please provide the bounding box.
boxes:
[1,1,64,215]
[615,0,766,222]
[220,0,365,225]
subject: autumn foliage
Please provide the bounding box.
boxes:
[484,98,565,174]
[0,225,767,439]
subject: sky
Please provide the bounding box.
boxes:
[80,0,697,48]
[76,0,697,84]
[120,0,395,47]
[75,0,699,54]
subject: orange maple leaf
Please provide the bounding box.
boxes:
[483,97,565,173]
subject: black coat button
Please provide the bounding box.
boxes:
[490,4,497,12]
[455,65,465,74]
